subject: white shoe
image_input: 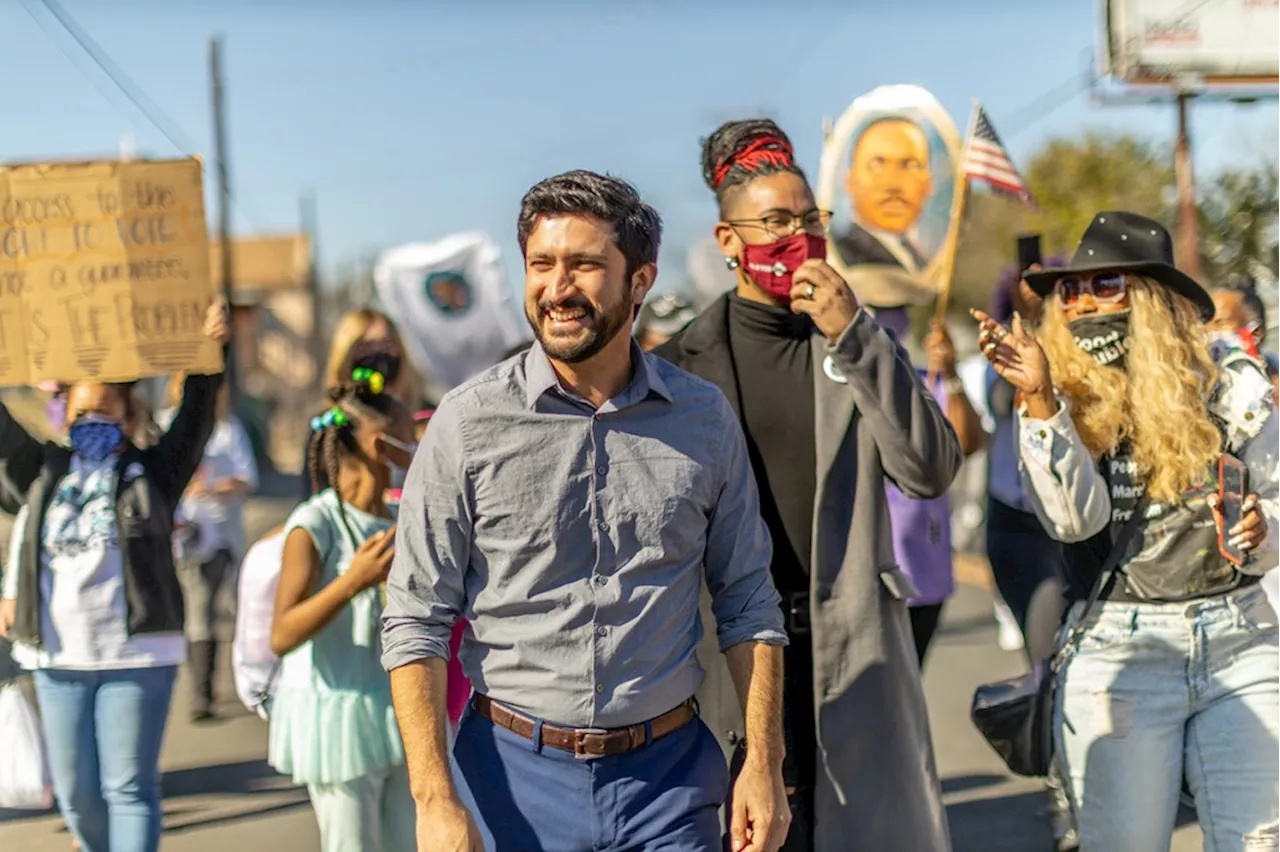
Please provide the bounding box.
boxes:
[995,601,1024,652]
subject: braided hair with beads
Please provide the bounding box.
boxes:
[307,371,404,547]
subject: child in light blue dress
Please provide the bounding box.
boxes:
[268,376,417,851]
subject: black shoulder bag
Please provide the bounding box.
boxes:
[969,497,1149,778]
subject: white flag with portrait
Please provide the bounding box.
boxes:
[374,232,526,390]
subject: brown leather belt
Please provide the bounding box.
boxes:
[473,694,696,759]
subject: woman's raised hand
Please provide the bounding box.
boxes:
[971,310,1051,397]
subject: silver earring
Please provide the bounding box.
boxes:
[724,256,739,270]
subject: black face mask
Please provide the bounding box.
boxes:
[1069,311,1132,369]
[352,349,402,384]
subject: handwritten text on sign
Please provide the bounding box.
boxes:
[0,157,222,385]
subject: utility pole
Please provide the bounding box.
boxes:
[300,189,324,391]
[209,35,239,410]
[1173,91,1201,277]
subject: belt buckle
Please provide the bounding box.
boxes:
[786,591,811,635]
[573,728,610,761]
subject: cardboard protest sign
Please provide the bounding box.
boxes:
[0,157,222,386]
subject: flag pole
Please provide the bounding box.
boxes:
[933,99,980,322]
[925,100,979,387]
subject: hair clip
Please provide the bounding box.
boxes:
[351,367,386,395]
[310,407,350,432]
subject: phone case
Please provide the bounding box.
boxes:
[1217,456,1250,566]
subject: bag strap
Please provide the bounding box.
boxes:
[1052,494,1150,670]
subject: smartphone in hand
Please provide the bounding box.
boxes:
[1218,455,1250,566]
[1016,234,1042,276]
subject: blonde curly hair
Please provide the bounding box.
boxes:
[1038,277,1221,505]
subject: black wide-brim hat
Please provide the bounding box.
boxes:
[1024,211,1215,321]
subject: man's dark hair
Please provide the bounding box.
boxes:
[701,118,806,213]
[517,170,662,278]
[1213,278,1267,331]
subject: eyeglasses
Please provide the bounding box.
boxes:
[725,209,832,239]
[1055,272,1128,307]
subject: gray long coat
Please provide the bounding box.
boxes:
[657,297,961,851]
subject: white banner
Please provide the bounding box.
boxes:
[374,233,526,391]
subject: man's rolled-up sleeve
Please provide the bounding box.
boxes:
[381,400,474,672]
[703,398,788,652]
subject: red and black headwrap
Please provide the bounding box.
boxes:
[701,120,803,206]
[711,135,796,190]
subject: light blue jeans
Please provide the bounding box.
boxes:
[32,666,177,852]
[1057,585,1279,851]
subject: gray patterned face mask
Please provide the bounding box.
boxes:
[1069,311,1132,368]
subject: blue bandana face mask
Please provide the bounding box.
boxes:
[68,416,125,462]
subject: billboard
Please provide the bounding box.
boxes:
[1101,0,1279,86]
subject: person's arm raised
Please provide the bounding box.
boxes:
[791,261,963,499]
[0,396,44,515]
[925,320,986,457]
[973,310,1110,542]
[153,301,229,501]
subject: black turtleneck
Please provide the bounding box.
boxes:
[727,294,817,594]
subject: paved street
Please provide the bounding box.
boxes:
[1,494,1204,851]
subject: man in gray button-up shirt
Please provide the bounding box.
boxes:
[383,171,791,852]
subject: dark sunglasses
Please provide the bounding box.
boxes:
[1055,272,1127,307]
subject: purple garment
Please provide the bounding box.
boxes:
[873,308,954,606]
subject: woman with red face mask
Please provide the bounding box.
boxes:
[657,119,960,852]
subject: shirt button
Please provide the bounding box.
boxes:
[596,466,607,476]
[594,683,604,694]
[598,521,610,532]
[596,626,608,636]
[594,575,608,585]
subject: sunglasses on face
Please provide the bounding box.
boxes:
[1055,272,1127,307]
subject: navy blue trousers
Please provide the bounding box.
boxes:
[453,705,728,851]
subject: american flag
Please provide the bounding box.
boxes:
[962,105,1035,207]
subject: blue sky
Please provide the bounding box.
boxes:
[2,0,1276,295]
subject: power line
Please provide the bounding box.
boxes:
[14,0,156,145]
[1002,49,1093,138]
[18,0,273,232]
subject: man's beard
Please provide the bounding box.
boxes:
[526,285,632,364]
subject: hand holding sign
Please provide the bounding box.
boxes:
[0,157,222,386]
[203,298,230,347]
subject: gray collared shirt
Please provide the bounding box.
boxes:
[382,341,786,728]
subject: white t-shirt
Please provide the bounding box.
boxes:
[2,458,185,671]
[157,410,258,561]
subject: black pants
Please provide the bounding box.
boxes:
[909,602,946,666]
[986,497,1067,662]
[726,630,815,851]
